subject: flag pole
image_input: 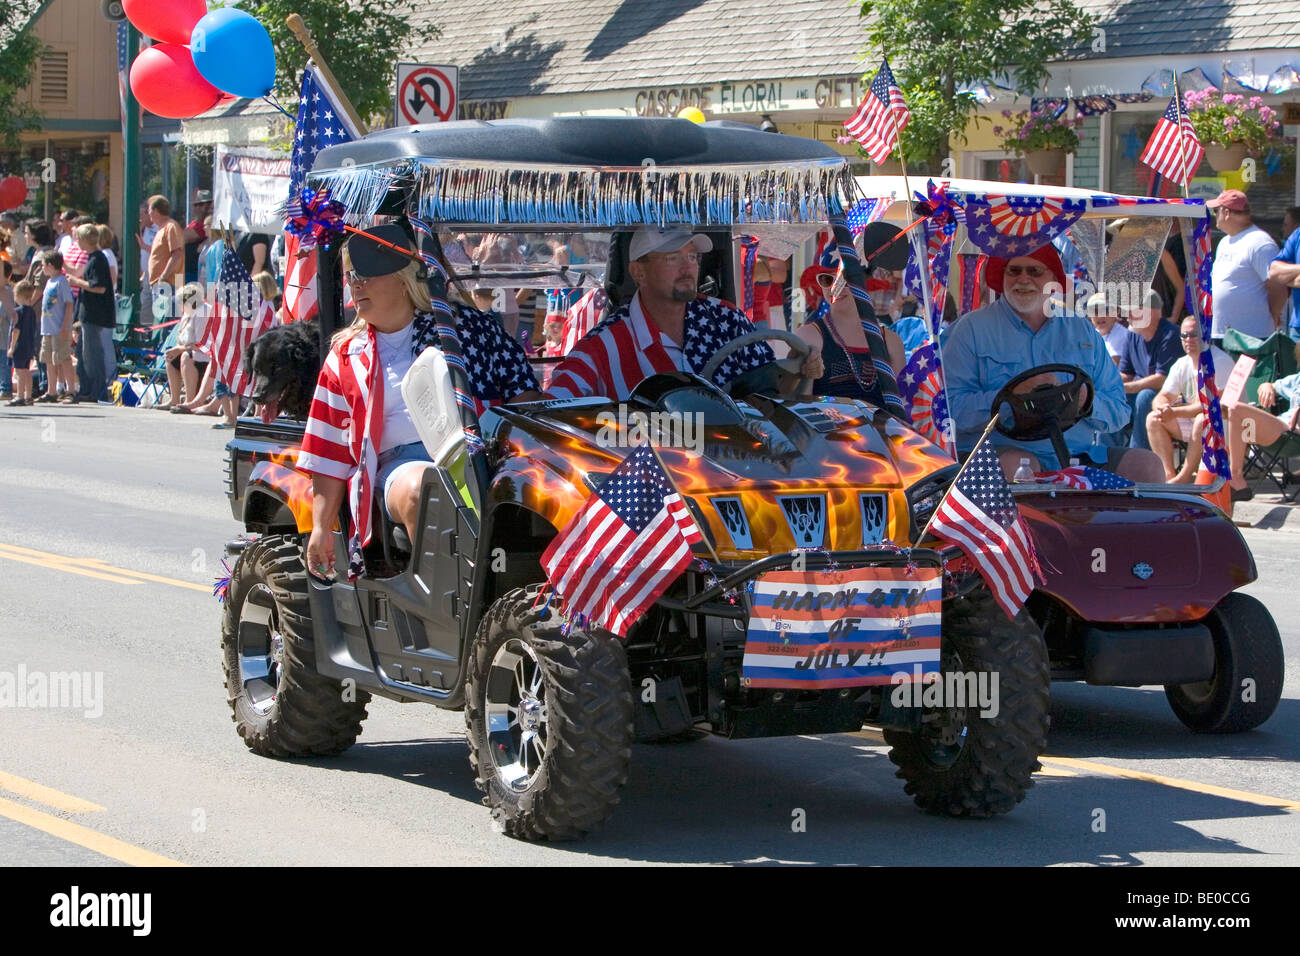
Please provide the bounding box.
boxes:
[881,53,914,221]
[915,414,1002,545]
[285,14,367,135]
[1172,71,1191,198]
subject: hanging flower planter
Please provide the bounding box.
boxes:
[1025,149,1067,177]
[1204,143,1249,173]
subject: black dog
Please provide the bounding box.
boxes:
[243,319,320,423]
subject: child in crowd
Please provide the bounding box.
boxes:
[162,282,210,410]
[7,280,38,405]
[252,271,283,320]
[37,250,77,403]
[97,224,118,291]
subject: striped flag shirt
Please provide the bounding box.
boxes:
[547,294,772,400]
[844,59,911,165]
[928,437,1041,619]
[541,444,703,637]
[203,246,276,397]
[283,66,360,323]
[1139,96,1204,187]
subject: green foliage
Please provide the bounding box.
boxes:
[1183,90,1284,152]
[858,0,1095,165]
[996,108,1084,155]
[242,1,439,125]
[0,0,48,148]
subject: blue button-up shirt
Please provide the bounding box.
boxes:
[942,297,1130,468]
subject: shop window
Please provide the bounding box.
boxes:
[38,50,70,105]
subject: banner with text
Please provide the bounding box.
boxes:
[213,146,292,234]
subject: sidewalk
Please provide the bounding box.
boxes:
[1229,478,1300,532]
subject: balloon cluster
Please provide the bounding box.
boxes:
[125,1,277,120]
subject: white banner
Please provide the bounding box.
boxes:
[212,146,292,234]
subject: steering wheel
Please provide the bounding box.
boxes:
[700,329,813,397]
[991,364,1094,470]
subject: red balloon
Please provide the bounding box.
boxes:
[0,175,27,211]
[123,0,209,45]
[129,43,223,119]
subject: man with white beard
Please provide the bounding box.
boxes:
[943,243,1163,481]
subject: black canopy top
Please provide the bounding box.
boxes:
[312,117,842,174]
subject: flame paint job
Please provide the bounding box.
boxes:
[248,453,316,532]
[482,394,956,557]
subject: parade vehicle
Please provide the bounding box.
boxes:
[220,117,1283,840]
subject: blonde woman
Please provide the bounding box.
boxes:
[297,225,542,580]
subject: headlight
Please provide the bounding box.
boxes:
[906,465,958,542]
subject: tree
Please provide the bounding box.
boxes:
[0,0,47,148]
[244,1,439,125]
[858,0,1095,167]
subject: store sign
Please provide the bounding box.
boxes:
[459,99,510,120]
[213,146,292,234]
[634,75,867,117]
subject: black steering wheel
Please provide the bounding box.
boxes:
[699,329,813,398]
[991,364,1094,469]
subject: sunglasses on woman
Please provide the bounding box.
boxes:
[816,270,846,300]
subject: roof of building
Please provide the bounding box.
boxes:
[405,0,1300,100]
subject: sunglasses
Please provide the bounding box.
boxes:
[344,270,381,285]
[1179,331,1201,341]
[816,270,846,299]
[1004,264,1049,279]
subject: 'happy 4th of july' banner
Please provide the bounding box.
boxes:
[742,567,942,689]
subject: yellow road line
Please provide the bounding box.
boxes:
[852,728,1077,775]
[0,796,185,867]
[0,771,105,814]
[0,543,210,592]
[1039,755,1300,811]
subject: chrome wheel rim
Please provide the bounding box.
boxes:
[238,583,284,716]
[485,639,549,791]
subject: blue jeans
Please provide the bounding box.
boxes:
[0,342,11,393]
[1128,388,1158,450]
[80,324,117,402]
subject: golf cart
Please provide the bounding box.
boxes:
[220,118,1282,841]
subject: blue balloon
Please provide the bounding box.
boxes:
[191,9,276,99]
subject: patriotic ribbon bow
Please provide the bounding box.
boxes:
[286,187,347,248]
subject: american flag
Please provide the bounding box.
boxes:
[928,437,1041,619]
[844,58,911,164]
[1139,95,1204,187]
[283,65,360,323]
[560,286,609,354]
[203,245,276,396]
[541,444,703,638]
[1032,466,1134,490]
[117,22,130,133]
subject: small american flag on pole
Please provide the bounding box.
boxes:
[283,65,360,323]
[844,58,911,164]
[1139,95,1204,187]
[203,246,276,396]
[541,444,703,638]
[927,436,1041,619]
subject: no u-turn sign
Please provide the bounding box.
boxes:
[395,63,459,126]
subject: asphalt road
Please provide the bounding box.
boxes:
[1,404,1297,867]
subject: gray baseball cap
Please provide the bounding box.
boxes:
[628,226,711,262]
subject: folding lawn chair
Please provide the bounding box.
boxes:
[1224,329,1300,496]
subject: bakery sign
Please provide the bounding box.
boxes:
[633,75,866,116]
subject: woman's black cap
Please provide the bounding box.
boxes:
[345,224,414,277]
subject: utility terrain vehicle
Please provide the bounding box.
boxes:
[221,118,1282,840]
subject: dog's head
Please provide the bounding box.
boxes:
[243,319,320,423]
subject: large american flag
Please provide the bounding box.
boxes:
[1139,95,1204,187]
[541,444,703,638]
[283,65,360,323]
[928,437,1041,619]
[560,286,608,354]
[203,245,276,396]
[844,58,911,164]
[1189,214,1232,479]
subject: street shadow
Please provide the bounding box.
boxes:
[461,21,563,98]
[1048,683,1300,763]
[583,0,709,62]
[290,736,483,806]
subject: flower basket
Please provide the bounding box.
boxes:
[1025,149,1067,177]
[1204,143,1249,173]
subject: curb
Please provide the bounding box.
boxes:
[1231,496,1300,532]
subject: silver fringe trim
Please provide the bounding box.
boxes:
[410,159,851,226]
[301,162,413,224]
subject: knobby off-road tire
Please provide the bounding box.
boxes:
[884,587,1050,817]
[1165,593,1284,733]
[466,584,633,841]
[220,536,369,756]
